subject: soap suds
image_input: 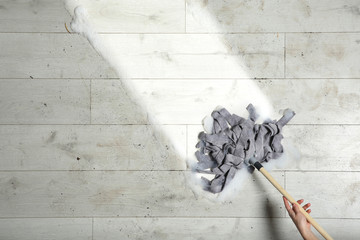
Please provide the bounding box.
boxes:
[65,0,283,175]
[68,5,128,79]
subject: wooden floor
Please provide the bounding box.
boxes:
[1,0,360,239]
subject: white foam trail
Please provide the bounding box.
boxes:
[217,167,252,201]
[63,0,294,200]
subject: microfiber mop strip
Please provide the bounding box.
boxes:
[194,104,295,193]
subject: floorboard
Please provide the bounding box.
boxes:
[0,0,359,239]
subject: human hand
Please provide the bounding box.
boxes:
[283,196,318,240]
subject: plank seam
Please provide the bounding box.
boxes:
[92,217,94,240]
[1,31,360,34]
[90,79,92,124]
[0,216,358,220]
[0,170,359,173]
[1,78,360,80]
[186,125,189,160]
[0,123,360,126]
[184,0,187,33]
[284,33,286,78]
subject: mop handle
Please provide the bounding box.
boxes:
[253,162,334,240]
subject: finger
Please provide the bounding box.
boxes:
[303,203,311,210]
[292,203,300,214]
[282,196,291,210]
[297,199,304,204]
[283,196,294,214]
[306,209,311,214]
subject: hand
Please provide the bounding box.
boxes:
[283,196,318,240]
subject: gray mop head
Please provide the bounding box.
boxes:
[194,104,295,193]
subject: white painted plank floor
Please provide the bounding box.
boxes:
[1,0,360,239]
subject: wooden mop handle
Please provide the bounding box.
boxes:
[253,163,333,240]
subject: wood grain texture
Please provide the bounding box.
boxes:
[186,0,360,33]
[92,79,360,125]
[0,218,92,240]
[286,172,360,218]
[0,125,186,171]
[1,0,359,239]
[93,217,299,240]
[0,33,117,78]
[286,33,360,78]
[187,124,360,172]
[91,80,148,124]
[283,125,360,171]
[65,0,185,33]
[0,0,71,33]
[0,171,284,218]
[0,79,90,124]
[257,79,360,124]
[97,33,284,78]
[93,217,360,240]
[91,79,273,125]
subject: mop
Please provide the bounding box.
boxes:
[194,104,333,240]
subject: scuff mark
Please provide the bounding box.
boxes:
[338,93,360,109]
[323,44,345,61]
[8,177,20,190]
[350,154,360,169]
[346,182,360,205]
[298,0,312,17]
[343,5,360,15]
[45,131,57,143]
[90,188,125,204]
[148,14,159,21]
